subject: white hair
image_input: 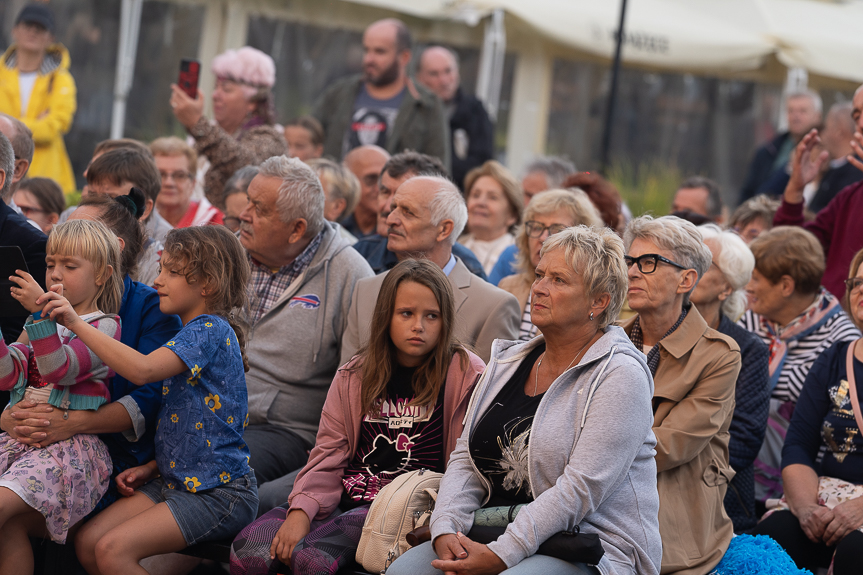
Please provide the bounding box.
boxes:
[424,176,467,246]
[698,224,755,321]
[258,155,325,237]
[788,89,823,116]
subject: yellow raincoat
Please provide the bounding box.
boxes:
[0,43,77,192]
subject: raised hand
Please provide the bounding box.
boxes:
[169,84,205,130]
[784,129,828,204]
[9,270,46,314]
[36,286,81,329]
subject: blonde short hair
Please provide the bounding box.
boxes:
[463,160,523,231]
[149,136,197,176]
[307,158,360,221]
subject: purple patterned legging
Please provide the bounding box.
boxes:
[230,504,370,575]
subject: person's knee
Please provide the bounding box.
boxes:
[95,531,131,572]
[75,521,100,567]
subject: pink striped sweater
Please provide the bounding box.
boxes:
[0,314,120,410]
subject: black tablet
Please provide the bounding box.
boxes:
[0,246,30,318]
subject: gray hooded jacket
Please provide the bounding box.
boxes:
[429,327,662,575]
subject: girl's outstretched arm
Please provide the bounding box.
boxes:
[38,291,186,386]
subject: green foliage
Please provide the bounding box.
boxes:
[64,189,81,210]
[606,160,681,219]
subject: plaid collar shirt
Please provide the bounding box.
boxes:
[248,232,323,324]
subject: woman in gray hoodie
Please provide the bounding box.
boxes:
[389,226,661,575]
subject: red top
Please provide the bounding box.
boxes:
[176,201,224,229]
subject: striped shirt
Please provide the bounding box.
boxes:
[518,293,538,341]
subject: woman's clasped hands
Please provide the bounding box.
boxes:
[431,532,507,575]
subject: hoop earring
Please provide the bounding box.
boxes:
[589,312,594,321]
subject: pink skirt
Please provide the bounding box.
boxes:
[0,432,112,543]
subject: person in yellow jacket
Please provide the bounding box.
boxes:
[0,4,77,193]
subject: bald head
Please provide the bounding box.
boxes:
[417,46,460,103]
[366,18,412,53]
[344,145,391,219]
[0,114,33,198]
[822,101,856,159]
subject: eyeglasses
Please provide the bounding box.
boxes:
[624,253,689,274]
[223,216,241,232]
[524,221,568,239]
[845,277,863,294]
[159,171,192,183]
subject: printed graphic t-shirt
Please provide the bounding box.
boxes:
[341,363,445,508]
[342,85,405,156]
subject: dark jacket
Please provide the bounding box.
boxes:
[313,75,450,168]
[809,160,863,213]
[717,315,770,532]
[0,201,47,345]
[449,88,494,189]
[351,233,487,280]
[739,132,791,204]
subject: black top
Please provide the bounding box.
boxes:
[470,343,545,506]
[809,161,863,213]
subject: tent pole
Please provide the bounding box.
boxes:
[600,0,628,176]
[110,0,143,139]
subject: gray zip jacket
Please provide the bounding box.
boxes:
[429,327,662,575]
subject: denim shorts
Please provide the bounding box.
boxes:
[139,473,259,546]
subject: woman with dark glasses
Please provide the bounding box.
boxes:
[620,215,741,575]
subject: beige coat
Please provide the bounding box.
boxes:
[621,307,740,575]
[498,272,531,314]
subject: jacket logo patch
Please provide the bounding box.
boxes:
[288,294,321,309]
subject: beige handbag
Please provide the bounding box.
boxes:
[356,468,442,573]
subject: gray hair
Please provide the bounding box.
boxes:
[0,131,14,200]
[827,101,856,136]
[258,156,325,237]
[787,89,823,116]
[0,113,34,164]
[224,165,259,199]
[698,223,755,321]
[624,215,712,306]
[522,156,576,189]
[308,158,360,220]
[678,176,724,219]
[540,225,628,329]
[422,176,468,246]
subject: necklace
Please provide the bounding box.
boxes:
[533,332,598,396]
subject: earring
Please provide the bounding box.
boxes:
[589,312,594,321]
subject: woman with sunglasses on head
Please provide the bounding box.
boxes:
[498,189,602,341]
[749,249,863,575]
[621,215,741,575]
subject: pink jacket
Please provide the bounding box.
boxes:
[288,350,486,522]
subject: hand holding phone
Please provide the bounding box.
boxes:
[178,58,200,99]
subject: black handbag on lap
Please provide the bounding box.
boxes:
[466,524,605,565]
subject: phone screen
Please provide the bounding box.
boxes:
[179,59,201,99]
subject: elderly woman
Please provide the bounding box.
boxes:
[498,189,603,341]
[170,46,287,207]
[307,158,360,244]
[729,194,779,244]
[458,160,524,275]
[389,226,662,575]
[221,165,257,233]
[150,136,223,228]
[690,224,770,533]
[621,215,740,575]
[739,227,860,506]
[750,248,863,575]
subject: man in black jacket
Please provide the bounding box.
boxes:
[417,46,494,190]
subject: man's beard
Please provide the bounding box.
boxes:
[364,59,400,88]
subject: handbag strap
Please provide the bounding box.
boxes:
[846,339,863,434]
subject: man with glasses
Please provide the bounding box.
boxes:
[150,136,223,229]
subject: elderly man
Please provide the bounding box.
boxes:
[342,175,519,364]
[240,156,373,502]
[740,89,823,203]
[671,176,725,223]
[341,144,390,238]
[417,45,493,190]
[808,101,863,212]
[520,155,576,206]
[0,114,34,207]
[352,150,487,277]
[313,18,449,166]
[774,84,863,301]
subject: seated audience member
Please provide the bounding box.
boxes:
[341,145,390,239]
[691,224,770,532]
[151,136,223,228]
[808,102,863,213]
[308,158,360,244]
[751,248,863,575]
[13,176,64,234]
[390,226,662,575]
[0,113,34,205]
[170,46,287,206]
[238,156,373,505]
[621,215,740,575]
[739,226,860,506]
[341,176,520,365]
[520,155,576,206]
[83,147,163,286]
[231,259,485,574]
[774,84,863,300]
[0,131,46,347]
[284,116,324,163]
[729,194,779,244]
[353,150,487,278]
[458,160,523,275]
[222,165,257,233]
[499,189,602,341]
[671,176,725,223]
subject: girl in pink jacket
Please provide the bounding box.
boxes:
[230,259,486,575]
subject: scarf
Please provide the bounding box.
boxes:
[629,306,689,376]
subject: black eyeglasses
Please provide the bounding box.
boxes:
[845,277,863,294]
[524,221,568,239]
[223,216,241,232]
[624,253,689,274]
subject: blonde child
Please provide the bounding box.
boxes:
[50,225,257,575]
[0,219,123,573]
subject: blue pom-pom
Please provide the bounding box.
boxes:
[710,534,813,575]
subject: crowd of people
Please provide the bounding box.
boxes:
[4,3,863,575]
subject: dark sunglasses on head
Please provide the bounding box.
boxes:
[624,253,688,274]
